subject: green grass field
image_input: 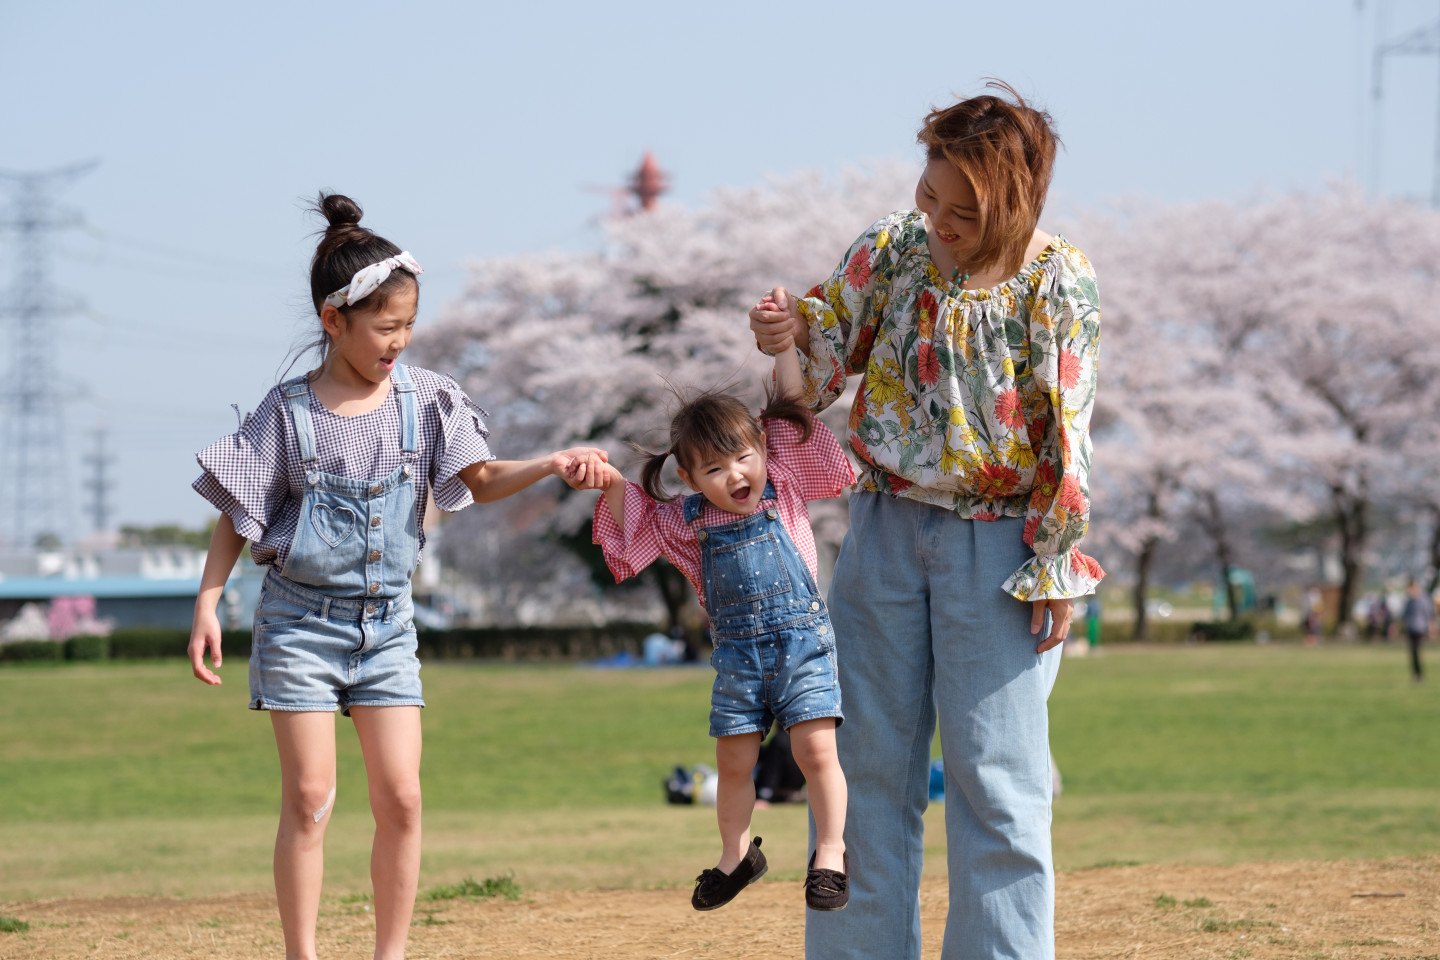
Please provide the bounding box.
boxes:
[1,644,1436,902]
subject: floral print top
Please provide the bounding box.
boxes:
[796,209,1104,601]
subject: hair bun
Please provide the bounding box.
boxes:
[318,192,364,230]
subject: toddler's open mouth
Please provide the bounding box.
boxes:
[731,484,752,503]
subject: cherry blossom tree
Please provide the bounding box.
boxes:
[1083,201,1278,637]
[1195,188,1440,632]
[1086,187,1440,635]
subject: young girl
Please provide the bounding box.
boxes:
[187,193,606,960]
[585,345,856,913]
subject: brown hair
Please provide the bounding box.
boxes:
[308,193,417,316]
[638,389,814,503]
[916,80,1059,278]
[283,193,419,379]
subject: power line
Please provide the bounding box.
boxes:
[1371,4,1440,205]
[0,160,96,546]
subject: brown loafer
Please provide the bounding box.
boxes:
[691,837,768,911]
[804,850,849,911]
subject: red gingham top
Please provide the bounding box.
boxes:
[592,417,856,608]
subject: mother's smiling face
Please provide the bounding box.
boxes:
[914,157,981,256]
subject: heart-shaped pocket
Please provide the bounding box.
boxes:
[311,503,356,548]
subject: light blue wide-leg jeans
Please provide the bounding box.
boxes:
[806,493,1062,960]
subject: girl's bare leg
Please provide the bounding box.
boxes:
[714,732,763,872]
[350,705,423,960]
[789,718,847,872]
[270,710,338,960]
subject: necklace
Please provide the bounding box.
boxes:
[951,265,970,287]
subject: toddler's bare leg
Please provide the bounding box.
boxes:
[789,718,847,872]
[714,732,763,873]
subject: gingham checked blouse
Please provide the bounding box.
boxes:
[592,417,856,608]
[193,365,494,569]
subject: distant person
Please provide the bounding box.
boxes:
[749,82,1103,959]
[1364,593,1389,643]
[187,193,608,960]
[587,345,856,914]
[1303,588,1324,645]
[1401,579,1435,683]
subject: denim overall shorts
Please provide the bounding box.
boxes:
[687,480,843,738]
[248,365,424,715]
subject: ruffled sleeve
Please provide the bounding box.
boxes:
[431,376,495,512]
[764,417,855,501]
[1002,246,1106,602]
[795,212,908,413]
[591,481,671,583]
[192,391,290,543]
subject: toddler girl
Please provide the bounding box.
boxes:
[587,345,855,912]
[187,193,605,960]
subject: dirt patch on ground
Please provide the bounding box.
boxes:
[2,858,1436,959]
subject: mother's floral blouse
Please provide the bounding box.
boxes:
[796,209,1104,602]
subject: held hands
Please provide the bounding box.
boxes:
[189,607,224,685]
[749,287,806,357]
[551,447,612,490]
[1031,598,1075,654]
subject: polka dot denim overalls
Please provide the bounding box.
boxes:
[685,480,843,738]
[247,365,425,715]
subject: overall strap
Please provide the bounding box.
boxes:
[393,364,418,457]
[682,492,707,525]
[279,375,318,464]
[760,479,778,503]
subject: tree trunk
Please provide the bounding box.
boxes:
[1330,479,1368,639]
[1427,503,1440,596]
[1132,535,1158,641]
[1200,490,1239,621]
[1131,489,1163,642]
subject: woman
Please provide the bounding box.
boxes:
[750,82,1103,959]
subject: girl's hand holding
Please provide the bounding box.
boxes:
[189,608,224,685]
[749,286,806,357]
[552,447,610,489]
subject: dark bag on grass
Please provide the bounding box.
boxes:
[664,765,695,804]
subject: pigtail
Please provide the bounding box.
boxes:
[758,386,815,445]
[639,447,678,503]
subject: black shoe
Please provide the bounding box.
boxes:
[805,850,849,911]
[691,837,768,911]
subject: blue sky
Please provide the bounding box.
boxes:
[1,0,1437,535]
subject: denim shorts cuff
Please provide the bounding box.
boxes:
[249,699,339,713]
[782,709,845,729]
[340,698,426,711]
[709,723,769,739]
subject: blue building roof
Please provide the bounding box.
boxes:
[0,576,202,600]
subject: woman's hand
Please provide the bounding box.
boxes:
[749,287,807,357]
[189,607,224,685]
[1031,597,1074,654]
[550,447,610,489]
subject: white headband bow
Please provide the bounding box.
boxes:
[323,251,424,309]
